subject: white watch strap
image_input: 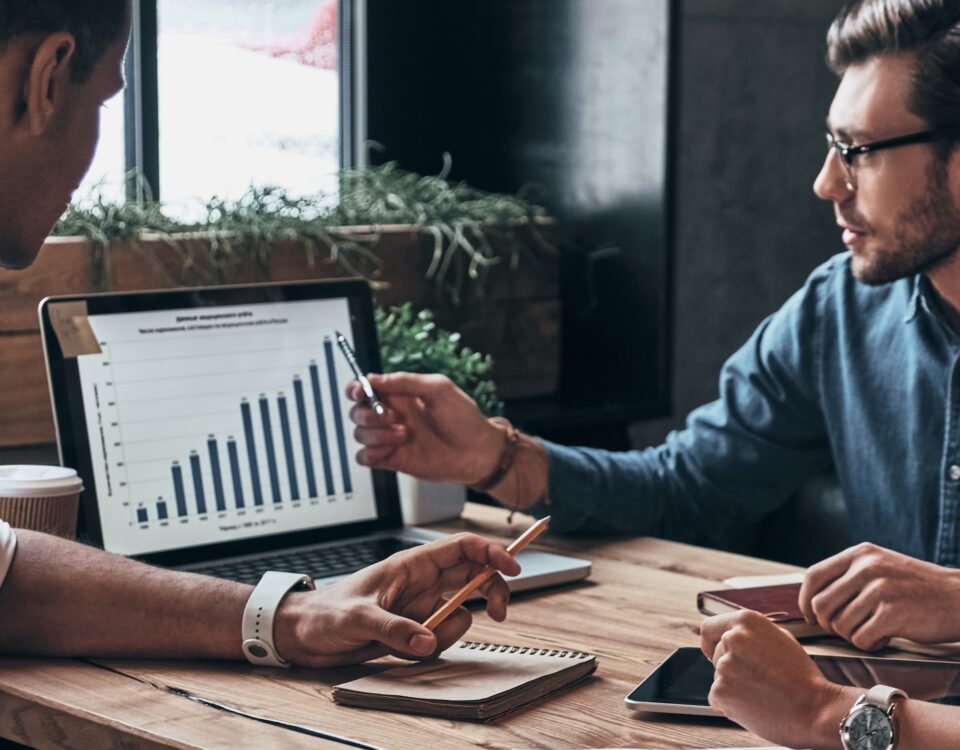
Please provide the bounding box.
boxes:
[866,684,908,709]
[241,571,315,667]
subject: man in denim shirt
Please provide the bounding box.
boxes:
[350,0,960,654]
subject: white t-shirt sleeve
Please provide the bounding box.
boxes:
[0,520,16,592]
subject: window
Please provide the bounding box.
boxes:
[76,79,126,202]
[77,0,344,215]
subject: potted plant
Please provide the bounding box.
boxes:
[0,161,559,449]
[377,303,502,524]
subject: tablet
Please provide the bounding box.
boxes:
[625,647,960,716]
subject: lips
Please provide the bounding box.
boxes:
[837,219,868,249]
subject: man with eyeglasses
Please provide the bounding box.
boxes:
[349,0,960,666]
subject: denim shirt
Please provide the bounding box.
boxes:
[541,252,960,565]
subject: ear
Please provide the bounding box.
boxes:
[21,32,77,136]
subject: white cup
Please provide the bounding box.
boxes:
[0,465,84,538]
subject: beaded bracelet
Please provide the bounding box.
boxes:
[469,417,519,493]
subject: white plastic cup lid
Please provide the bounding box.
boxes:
[0,465,84,498]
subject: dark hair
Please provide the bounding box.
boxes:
[0,0,128,82]
[827,0,960,156]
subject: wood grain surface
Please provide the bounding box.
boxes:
[0,503,825,749]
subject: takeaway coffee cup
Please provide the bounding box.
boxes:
[0,466,84,538]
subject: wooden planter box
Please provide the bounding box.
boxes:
[0,227,559,447]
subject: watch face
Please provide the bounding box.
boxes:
[844,704,893,750]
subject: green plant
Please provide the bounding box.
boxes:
[53,158,556,305]
[376,303,503,417]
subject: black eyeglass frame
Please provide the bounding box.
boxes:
[825,129,948,166]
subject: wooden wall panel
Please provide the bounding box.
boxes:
[0,239,95,331]
[0,232,560,446]
[0,334,56,446]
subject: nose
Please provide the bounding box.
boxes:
[813,149,854,203]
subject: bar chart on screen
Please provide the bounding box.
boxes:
[75,298,378,556]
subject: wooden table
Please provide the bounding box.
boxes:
[0,503,820,749]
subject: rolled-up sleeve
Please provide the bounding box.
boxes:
[0,520,16,592]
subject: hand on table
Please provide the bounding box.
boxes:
[799,542,960,650]
[273,533,520,667]
[346,373,505,485]
[701,611,856,750]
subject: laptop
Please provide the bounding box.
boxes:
[39,279,590,592]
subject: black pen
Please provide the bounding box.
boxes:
[335,331,386,416]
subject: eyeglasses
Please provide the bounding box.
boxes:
[825,129,947,189]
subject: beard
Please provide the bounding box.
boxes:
[850,157,960,286]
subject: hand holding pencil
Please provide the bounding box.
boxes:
[276,531,523,666]
[424,516,550,631]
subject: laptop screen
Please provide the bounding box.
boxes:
[40,280,401,564]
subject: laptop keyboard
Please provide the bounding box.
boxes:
[192,537,422,585]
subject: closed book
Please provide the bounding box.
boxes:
[697,582,960,658]
[332,640,597,721]
[697,582,824,639]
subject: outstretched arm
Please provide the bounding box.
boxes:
[349,260,844,545]
[0,530,519,666]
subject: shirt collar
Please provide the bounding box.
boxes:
[904,274,932,323]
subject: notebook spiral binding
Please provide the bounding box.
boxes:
[458,641,589,659]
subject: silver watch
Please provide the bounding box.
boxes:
[839,684,907,750]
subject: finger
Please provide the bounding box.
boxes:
[365,372,457,402]
[700,613,737,661]
[431,606,473,653]
[712,639,727,664]
[354,424,408,448]
[397,534,521,594]
[437,533,522,577]
[849,611,892,652]
[356,446,399,469]
[800,550,858,623]
[345,380,368,403]
[808,573,864,635]
[830,590,876,642]
[349,402,403,428]
[359,605,437,658]
[478,572,511,622]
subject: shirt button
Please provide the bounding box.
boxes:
[950,465,960,481]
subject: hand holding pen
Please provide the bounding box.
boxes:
[335,331,386,416]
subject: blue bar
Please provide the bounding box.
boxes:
[156,500,168,521]
[227,437,245,509]
[278,394,300,501]
[208,437,226,512]
[310,362,335,495]
[259,396,282,504]
[241,399,264,507]
[171,463,187,517]
[324,339,353,494]
[293,377,318,498]
[190,451,207,515]
[136,508,148,524]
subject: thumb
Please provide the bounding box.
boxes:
[362,606,437,657]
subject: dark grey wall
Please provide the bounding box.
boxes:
[631,0,847,447]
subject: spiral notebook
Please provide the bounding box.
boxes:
[332,641,598,721]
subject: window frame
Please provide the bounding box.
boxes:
[121,0,356,203]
